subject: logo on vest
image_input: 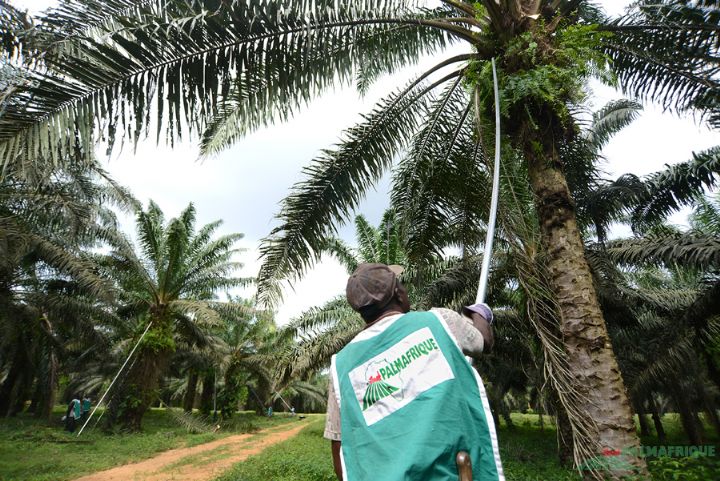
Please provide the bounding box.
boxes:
[349,327,455,426]
[361,337,442,410]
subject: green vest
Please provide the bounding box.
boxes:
[332,311,504,481]
[72,399,81,419]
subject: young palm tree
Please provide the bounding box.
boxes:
[215,302,277,417]
[2,0,718,472]
[101,201,250,430]
[275,210,407,385]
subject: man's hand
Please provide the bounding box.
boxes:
[463,303,493,324]
[462,303,494,351]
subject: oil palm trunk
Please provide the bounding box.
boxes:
[513,111,643,473]
[118,342,172,431]
[183,371,199,413]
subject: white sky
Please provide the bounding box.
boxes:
[18,0,720,324]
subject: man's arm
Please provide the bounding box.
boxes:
[332,440,343,480]
[431,307,487,358]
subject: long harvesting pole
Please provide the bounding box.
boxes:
[77,321,153,437]
[475,58,502,305]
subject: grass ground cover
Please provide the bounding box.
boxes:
[215,413,720,481]
[3,409,719,481]
[215,417,336,481]
[0,407,294,481]
[215,414,582,481]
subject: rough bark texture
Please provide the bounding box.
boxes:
[199,373,214,416]
[522,131,646,477]
[118,347,170,432]
[37,349,58,422]
[183,371,199,413]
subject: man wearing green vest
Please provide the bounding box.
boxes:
[324,263,505,481]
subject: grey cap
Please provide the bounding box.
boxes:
[346,263,404,311]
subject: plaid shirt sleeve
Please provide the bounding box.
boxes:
[431,307,484,358]
[324,375,341,441]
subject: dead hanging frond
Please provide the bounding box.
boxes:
[499,152,603,479]
[164,405,215,434]
[516,256,602,479]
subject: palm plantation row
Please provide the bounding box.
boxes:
[1,0,719,478]
[0,172,301,429]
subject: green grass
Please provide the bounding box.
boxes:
[215,417,336,481]
[497,414,581,481]
[0,407,295,481]
[214,413,720,481]
[3,409,720,481]
[214,414,581,481]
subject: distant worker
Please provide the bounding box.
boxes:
[81,395,91,421]
[324,263,505,481]
[290,406,296,417]
[64,396,82,433]
[266,405,273,418]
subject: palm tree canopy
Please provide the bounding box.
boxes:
[105,201,251,330]
[2,1,717,304]
[0,0,452,174]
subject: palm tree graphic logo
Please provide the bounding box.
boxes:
[362,367,401,411]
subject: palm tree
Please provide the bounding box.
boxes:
[602,192,720,400]
[157,298,275,418]
[2,0,718,471]
[0,162,132,420]
[324,210,407,273]
[275,210,406,385]
[101,201,250,430]
[590,253,720,444]
[214,300,277,417]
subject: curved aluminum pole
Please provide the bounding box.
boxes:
[476,58,501,304]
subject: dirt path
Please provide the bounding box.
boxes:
[73,420,308,481]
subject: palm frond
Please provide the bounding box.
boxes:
[577,174,646,242]
[606,231,720,270]
[256,75,456,306]
[321,238,358,274]
[0,0,32,60]
[690,192,720,235]
[392,76,486,262]
[603,0,720,125]
[171,299,222,327]
[631,146,720,229]
[277,315,362,385]
[354,215,379,263]
[282,296,357,339]
[584,99,643,151]
[200,6,457,157]
[1,0,468,173]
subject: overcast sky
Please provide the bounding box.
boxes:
[20,0,720,324]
